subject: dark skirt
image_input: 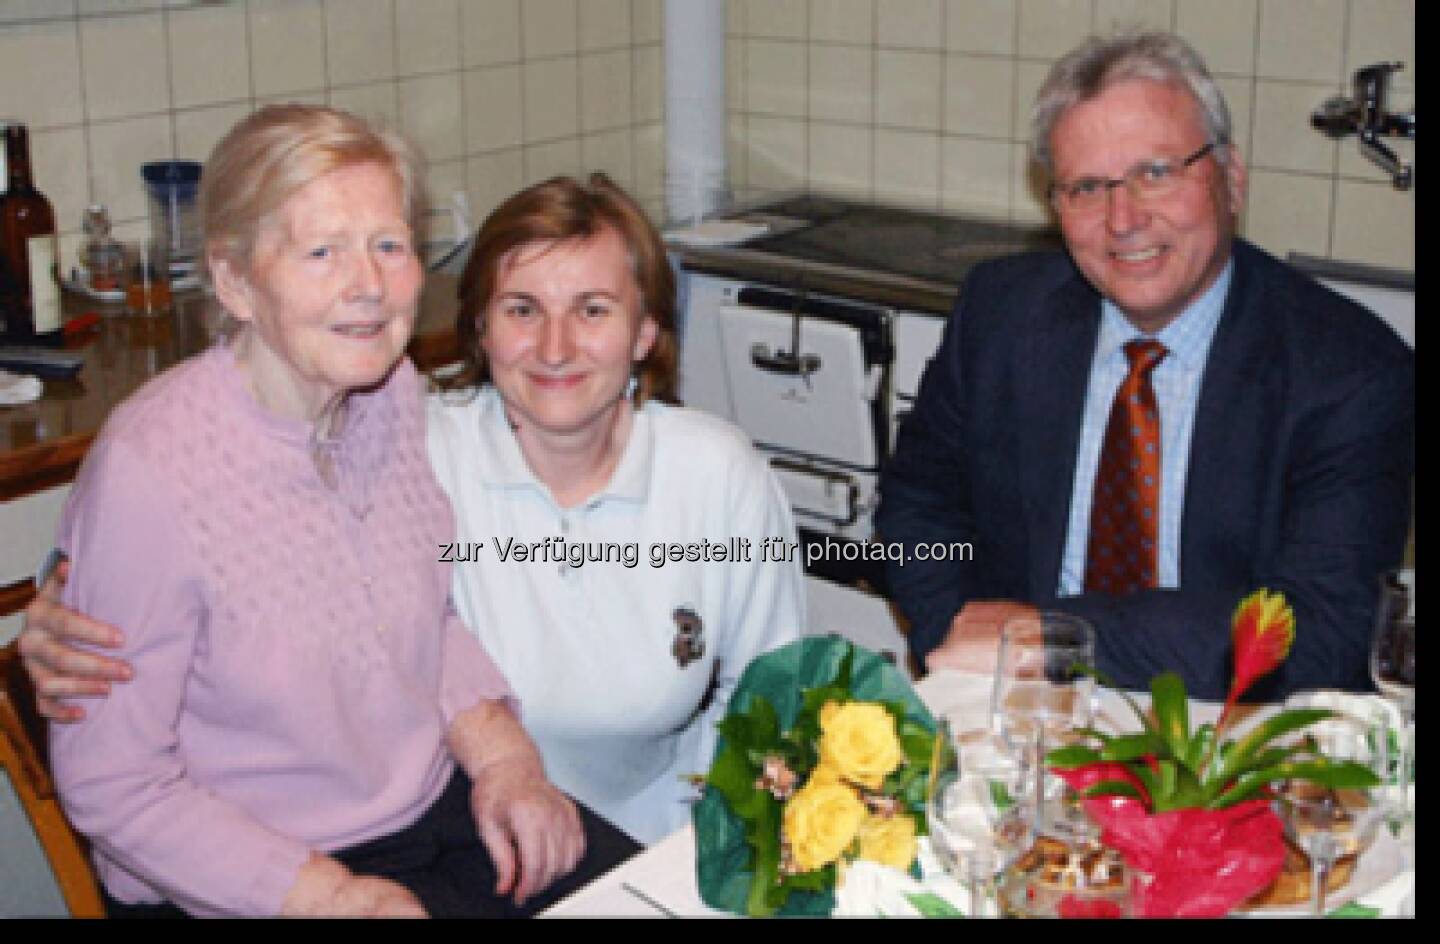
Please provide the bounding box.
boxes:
[102,768,641,918]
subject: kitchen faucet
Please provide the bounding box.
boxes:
[1312,62,1416,190]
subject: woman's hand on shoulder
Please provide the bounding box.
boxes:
[18,560,135,722]
[280,854,427,918]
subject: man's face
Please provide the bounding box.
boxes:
[1049,79,1246,334]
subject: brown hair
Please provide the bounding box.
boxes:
[200,104,422,283]
[448,173,678,405]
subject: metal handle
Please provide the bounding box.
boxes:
[750,343,821,376]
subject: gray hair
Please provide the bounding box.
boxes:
[1030,31,1233,175]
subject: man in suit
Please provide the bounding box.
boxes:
[876,31,1413,700]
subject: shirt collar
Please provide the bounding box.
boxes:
[1096,258,1234,372]
[472,386,655,505]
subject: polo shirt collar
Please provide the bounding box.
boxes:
[472,386,654,504]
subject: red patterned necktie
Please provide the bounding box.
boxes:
[1085,339,1168,595]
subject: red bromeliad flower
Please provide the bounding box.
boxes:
[1222,588,1295,724]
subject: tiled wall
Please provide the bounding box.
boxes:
[0,0,667,270]
[727,0,1415,270]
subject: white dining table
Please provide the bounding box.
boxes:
[541,670,1415,918]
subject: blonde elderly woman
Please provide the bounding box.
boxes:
[37,105,636,918]
[24,173,805,848]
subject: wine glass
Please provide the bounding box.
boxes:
[926,717,1030,916]
[1372,568,1415,825]
[1274,708,1388,916]
[989,612,1096,832]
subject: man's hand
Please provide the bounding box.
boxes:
[448,700,585,906]
[925,600,1040,674]
[280,854,427,918]
[17,560,134,722]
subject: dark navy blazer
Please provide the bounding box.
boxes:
[876,239,1414,700]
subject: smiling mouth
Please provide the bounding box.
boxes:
[332,322,387,339]
[1111,246,1166,264]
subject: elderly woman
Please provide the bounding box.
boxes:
[22,174,804,846]
[37,105,634,918]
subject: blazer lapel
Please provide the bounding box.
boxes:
[1017,273,1102,596]
[1180,242,1284,580]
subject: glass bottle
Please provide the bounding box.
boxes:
[82,204,126,295]
[1,121,61,343]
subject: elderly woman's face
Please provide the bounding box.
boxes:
[482,226,658,439]
[221,162,422,411]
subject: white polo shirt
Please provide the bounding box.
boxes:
[426,386,804,843]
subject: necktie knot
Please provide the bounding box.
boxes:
[1124,339,1168,378]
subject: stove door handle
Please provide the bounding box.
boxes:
[750,343,822,377]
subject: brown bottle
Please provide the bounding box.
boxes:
[1,121,62,343]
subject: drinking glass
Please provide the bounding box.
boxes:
[926,717,1030,916]
[989,612,1096,833]
[1372,568,1415,824]
[1274,709,1388,916]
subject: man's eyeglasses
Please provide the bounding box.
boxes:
[1049,142,1218,213]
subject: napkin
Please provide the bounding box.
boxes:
[831,839,974,917]
[0,368,43,406]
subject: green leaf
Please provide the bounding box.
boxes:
[1046,744,1104,768]
[743,794,782,916]
[989,780,1015,812]
[1150,672,1191,760]
[1083,780,1146,802]
[1217,709,1334,783]
[1184,723,1217,777]
[906,892,966,918]
[1209,759,1383,810]
[1327,903,1381,919]
[1099,733,1162,763]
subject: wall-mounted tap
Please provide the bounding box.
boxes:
[1313,62,1415,190]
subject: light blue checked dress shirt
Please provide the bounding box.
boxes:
[1057,261,1233,595]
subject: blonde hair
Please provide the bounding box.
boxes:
[199,104,422,282]
[448,173,678,405]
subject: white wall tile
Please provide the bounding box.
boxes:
[746,0,807,38]
[465,146,524,219]
[632,121,664,201]
[399,72,464,161]
[1250,80,1338,175]
[1255,0,1345,82]
[0,1,76,21]
[944,53,1014,138]
[632,44,663,123]
[395,0,461,76]
[324,0,395,87]
[747,39,808,117]
[464,64,523,152]
[874,128,940,208]
[249,0,326,97]
[88,113,173,223]
[726,35,746,111]
[327,82,400,132]
[1175,0,1257,75]
[1345,0,1415,80]
[580,0,631,50]
[1094,0,1173,33]
[946,0,1016,55]
[582,128,635,188]
[80,12,169,120]
[524,135,581,183]
[0,21,84,128]
[746,115,806,191]
[1013,58,1050,148]
[523,56,579,142]
[1017,0,1092,60]
[1011,140,1050,222]
[521,0,578,59]
[168,5,251,109]
[173,102,251,163]
[462,0,521,66]
[877,0,943,50]
[1330,178,1414,270]
[810,44,873,124]
[808,122,872,197]
[877,50,942,130]
[30,126,91,236]
[580,49,634,133]
[942,134,1012,218]
[809,0,873,45]
[1241,168,1331,256]
[632,0,662,44]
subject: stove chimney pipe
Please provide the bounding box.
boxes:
[664,0,728,225]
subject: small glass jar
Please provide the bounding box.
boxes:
[81,204,126,294]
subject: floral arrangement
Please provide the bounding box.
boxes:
[695,638,937,917]
[1047,589,1383,917]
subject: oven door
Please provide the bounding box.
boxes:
[715,289,890,470]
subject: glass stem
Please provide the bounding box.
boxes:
[1032,729,1046,834]
[1311,856,1332,917]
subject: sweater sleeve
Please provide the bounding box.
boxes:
[438,598,519,724]
[48,437,312,917]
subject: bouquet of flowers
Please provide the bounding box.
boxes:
[694,637,938,916]
[1046,589,1383,917]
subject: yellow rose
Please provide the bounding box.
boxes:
[817,701,904,790]
[782,779,867,872]
[855,812,917,870]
